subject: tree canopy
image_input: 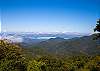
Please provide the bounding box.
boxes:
[94,19,100,32]
[94,19,100,39]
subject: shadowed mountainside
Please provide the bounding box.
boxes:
[24,34,100,56]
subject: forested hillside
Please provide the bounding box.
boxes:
[22,34,100,56]
[0,38,100,71]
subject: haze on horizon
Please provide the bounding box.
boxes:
[0,0,100,33]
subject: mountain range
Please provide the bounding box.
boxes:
[21,34,100,57]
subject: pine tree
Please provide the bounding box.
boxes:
[94,19,100,39]
[94,19,100,32]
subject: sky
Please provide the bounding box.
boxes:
[0,0,100,33]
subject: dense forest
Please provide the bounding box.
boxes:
[0,20,100,71]
[0,39,100,71]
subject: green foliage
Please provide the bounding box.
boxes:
[0,40,27,71]
[94,19,100,39]
[94,19,100,32]
[84,56,100,71]
[0,40,100,71]
[27,60,45,71]
[26,55,100,71]
[36,56,68,71]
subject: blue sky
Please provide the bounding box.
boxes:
[0,0,100,33]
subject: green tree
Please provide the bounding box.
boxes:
[94,19,100,32]
[36,56,68,71]
[94,19,100,39]
[0,40,26,71]
[27,60,46,71]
